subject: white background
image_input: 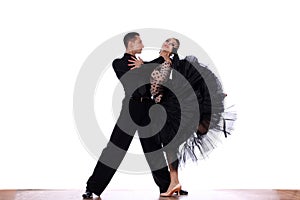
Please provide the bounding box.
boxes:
[1,0,300,191]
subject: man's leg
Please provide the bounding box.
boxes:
[85,124,134,196]
[139,135,171,193]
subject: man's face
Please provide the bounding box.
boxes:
[131,36,144,54]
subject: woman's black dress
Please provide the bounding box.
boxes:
[150,55,236,165]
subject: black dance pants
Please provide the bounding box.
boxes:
[86,98,170,195]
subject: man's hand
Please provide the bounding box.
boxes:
[128,56,144,70]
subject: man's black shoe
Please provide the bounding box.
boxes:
[176,189,188,195]
[82,190,92,199]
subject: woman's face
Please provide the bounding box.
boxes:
[161,38,179,53]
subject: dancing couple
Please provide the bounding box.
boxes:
[82,32,235,199]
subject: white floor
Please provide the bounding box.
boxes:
[1,189,286,200]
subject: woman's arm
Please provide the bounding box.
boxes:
[150,61,172,103]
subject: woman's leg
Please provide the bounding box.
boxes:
[160,152,182,196]
[168,156,179,187]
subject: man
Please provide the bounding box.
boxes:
[82,32,187,199]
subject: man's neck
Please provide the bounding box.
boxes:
[125,49,136,56]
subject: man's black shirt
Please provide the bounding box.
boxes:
[112,53,164,98]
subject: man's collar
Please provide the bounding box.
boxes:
[124,53,136,58]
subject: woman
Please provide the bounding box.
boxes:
[150,38,236,197]
[149,38,183,197]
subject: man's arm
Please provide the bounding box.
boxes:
[146,56,165,64]
[129,56,165,70]
[112,58,129,79]
[112,58,145,80]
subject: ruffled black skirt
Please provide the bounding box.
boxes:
[153,56,236,165]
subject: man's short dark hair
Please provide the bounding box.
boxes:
[123,32,140,48]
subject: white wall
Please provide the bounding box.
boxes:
[1,0,300,190]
